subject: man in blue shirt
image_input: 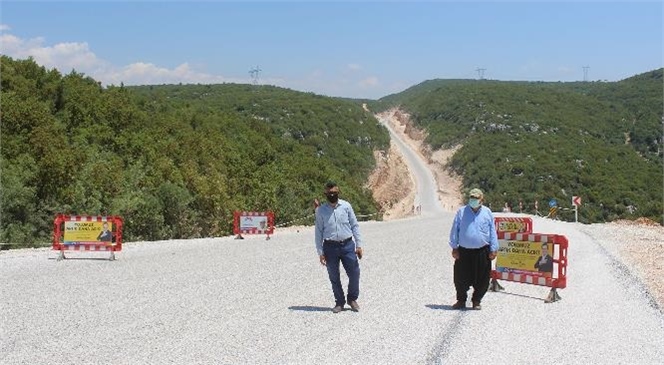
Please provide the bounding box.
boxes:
[448,188,499,310]
[315,181,363,313]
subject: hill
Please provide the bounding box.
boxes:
[367,70,663,224]
[0,56,389,247]
[2,55,661,247]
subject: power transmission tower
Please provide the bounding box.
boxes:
[249,66,262,85]
[476,68,486,80]
[582,66,590,82]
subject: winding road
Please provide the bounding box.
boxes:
[376,115,444,216]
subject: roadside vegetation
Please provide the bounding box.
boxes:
[1,56,389,246]
[368,69,663,224]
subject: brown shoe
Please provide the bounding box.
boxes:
[332,305,343,313]
[472,302,482,310]
[451,301,466,310]
[349,301,360,312]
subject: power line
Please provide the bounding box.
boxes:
[582,66,590,82]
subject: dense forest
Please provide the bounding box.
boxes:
[368,69,663,224]
[2,56,662,248]
[1,56,389,247]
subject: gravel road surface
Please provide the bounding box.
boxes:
[2,213,663,364]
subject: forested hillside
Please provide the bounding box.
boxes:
[368,70,663,224]
[1,56,389,247]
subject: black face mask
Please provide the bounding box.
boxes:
[326,192,339,203]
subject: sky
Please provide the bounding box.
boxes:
[1,1,662,99]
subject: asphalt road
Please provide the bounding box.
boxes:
[377,115,443,216]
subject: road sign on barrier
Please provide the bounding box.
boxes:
[494,217,533,234]
[233,211,274,239]
[491,231,568,302]
[52,214,123,261]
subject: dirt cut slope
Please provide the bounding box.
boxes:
[366,142,416,220]
[371,108,464,215]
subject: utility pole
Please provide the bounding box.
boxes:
[249,66,262,85]
[582,66,590,82]
[476,68,486,80]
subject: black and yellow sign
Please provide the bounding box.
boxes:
[64,221,113,243]
[494,217,532,233]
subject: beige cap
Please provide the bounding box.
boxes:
[469,188,484,199]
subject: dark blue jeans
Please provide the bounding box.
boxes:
[323,241,360,306]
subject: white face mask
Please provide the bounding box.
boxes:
[469,198,481,209]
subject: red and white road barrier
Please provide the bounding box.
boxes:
[233,211,275,239]
[492,231,568,289]
[494,217,533,234]
[491,230,568,303]
[52,214,124,260]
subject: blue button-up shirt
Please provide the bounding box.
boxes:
[449,205,499,252]
[315,199,363,255]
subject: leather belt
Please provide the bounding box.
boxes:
[459,245,489,251]
[324,237,353,245]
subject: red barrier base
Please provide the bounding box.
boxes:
[56,244,117,261]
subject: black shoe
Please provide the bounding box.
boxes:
[472,302,482,310]
[451,301,466,310]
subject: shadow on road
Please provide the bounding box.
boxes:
[288,305,333,312]
[493,291,545,302]
[425,304,456,310]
